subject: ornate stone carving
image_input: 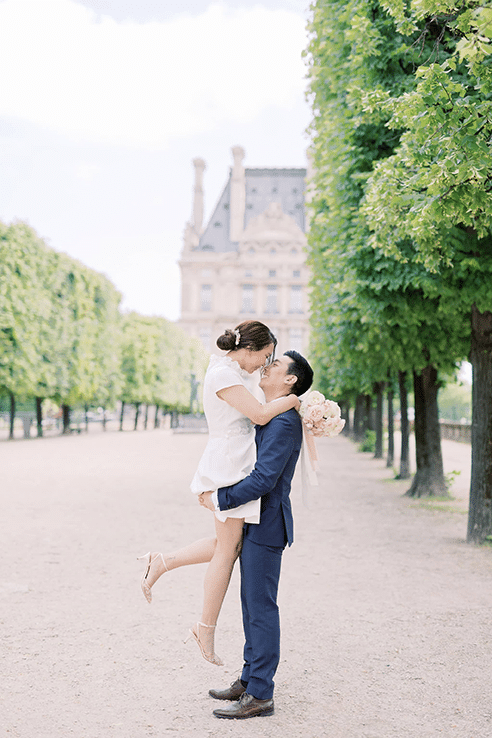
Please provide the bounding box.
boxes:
[240,202,306,249]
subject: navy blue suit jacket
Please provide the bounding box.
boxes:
[217,408,302,548]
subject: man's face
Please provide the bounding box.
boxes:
[259,354,296,394]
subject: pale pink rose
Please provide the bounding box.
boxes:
[306,390,324,406]
[311,416,342,437]
[326,418,345,437]
[323,400,341,419]
[304,405,325,424]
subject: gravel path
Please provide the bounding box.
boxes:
[1,428,490,738]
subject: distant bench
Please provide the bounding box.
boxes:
[439,421,471,444]
[172,414,208,434]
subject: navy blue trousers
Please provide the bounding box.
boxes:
[239,536,284,700]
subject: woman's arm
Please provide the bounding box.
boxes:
[216,384,300,425]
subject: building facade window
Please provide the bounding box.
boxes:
[289,285,303,313]
[268,269,276,278]
[293,269,301,278]
[200,284,212,311]
[288,328,304,353]
[265,284,278,313]
[241,284,255,313]
[199,329,212,352]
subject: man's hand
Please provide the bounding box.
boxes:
[198,491,215,511]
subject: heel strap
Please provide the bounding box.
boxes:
[197,621,216,629]
[157,553,169,572]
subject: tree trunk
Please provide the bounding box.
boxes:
[144,404,149,430]
[397,370,411,479]
[364,394,374,433]
[62,404,71,434]
[102,407,107,431]
[8,390,15,440]
[406,365,447,498]
[134,403,140,431]
[36,396,43,438]
[119,401,125,431]
[154,404,160,429]
[353,394,364,440]
[340,400,351,435]
[84,403,89,433]
[467,305,492,543]
[386,387,394,468]
[374,382,384,459]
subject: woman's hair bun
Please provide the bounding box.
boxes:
[216,329,236,351]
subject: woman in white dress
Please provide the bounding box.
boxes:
[138,321,300,665]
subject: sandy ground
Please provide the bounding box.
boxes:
[1,427,490,738]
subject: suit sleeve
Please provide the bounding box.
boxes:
[217,415,295,511]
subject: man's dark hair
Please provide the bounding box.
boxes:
[284,350,314,397]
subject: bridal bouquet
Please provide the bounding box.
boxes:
[299,390,346,438]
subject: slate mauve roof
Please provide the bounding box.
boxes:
[197,167,306,252]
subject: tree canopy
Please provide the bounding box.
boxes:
[0,220,208,417]
[306,0,492,539]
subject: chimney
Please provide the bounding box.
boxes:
[192,158,206,234]
[230,146,245,242]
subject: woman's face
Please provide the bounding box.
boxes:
[240,343,275,374]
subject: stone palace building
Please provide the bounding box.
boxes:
[178,146,311,356]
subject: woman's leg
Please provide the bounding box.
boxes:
[144,536,217,589]
[201,516,244,624]
[191,516,244,661]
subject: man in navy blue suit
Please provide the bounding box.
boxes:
[199,350,313,719]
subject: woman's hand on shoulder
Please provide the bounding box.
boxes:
[291,395,301,412]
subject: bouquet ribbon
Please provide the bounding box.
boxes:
[300,424,319,507]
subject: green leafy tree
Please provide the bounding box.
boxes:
[305,0,469,495]
[361,1,492,540]
[119,314,208,429]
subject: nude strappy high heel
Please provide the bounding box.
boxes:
[137,552,168,604]
[185,622,224,667]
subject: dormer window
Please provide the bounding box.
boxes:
[214,221,222,227]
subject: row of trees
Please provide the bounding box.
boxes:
[305,0,492,542]
[0,221,208,436]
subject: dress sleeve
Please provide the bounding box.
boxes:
[208,366,243,395]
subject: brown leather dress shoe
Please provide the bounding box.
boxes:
[209,678,246,701]
[213,692,274,719]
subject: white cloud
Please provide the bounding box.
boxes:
[0,0,307,149]
[75,162,101,180]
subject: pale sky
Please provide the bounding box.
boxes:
[0,0,312,320]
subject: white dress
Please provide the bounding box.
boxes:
[190,354,261,524]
